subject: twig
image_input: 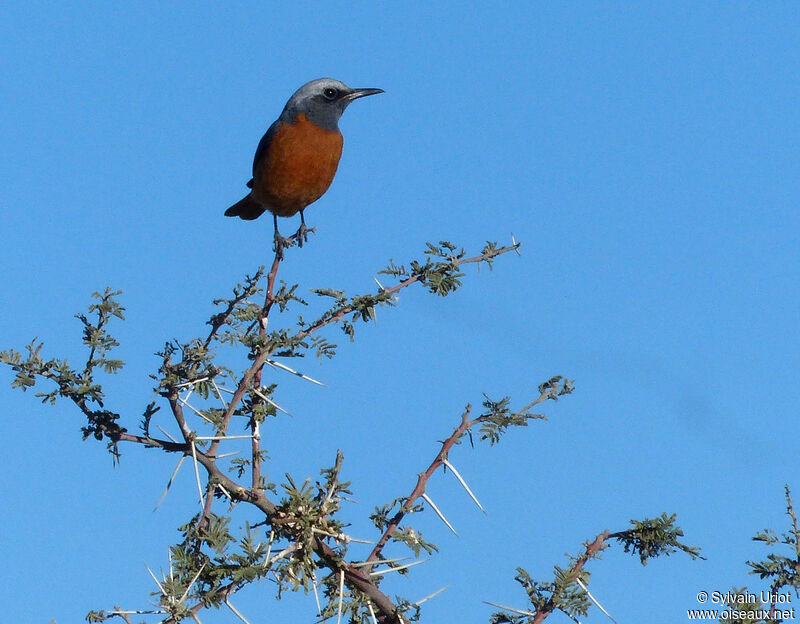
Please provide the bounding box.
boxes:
[366,405,473,562]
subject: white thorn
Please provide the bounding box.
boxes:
[168,548,174,582]
[145,564,166,595]
[265,543,299,568]
[482,601,536,617]
[421,493,458,536]
[179,563,207,604]
[179,396,213,423]
[266,358,326,386]
[367,601,378,624]
[194,434,253,441]
[264,529,274,567]
[311,571,322,615]
[576,577,617,623]
[154,455,186,511]
[443,459,486,514]
[373,275,385,290]
[311,528,375,544]
[211,379,227,408]
[337,569,345,624]
[225,598,252,624]
[413,584,451,607]
[156,425,179,443]
[190,442,205,510]
[253,387,292,417]
[217,483,232,500]
[175,378,209,388]
[350,556,409,568]
[369,559,428,577]
[344,536,376,544]
[213,450,241,459]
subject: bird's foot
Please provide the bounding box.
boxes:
[273,231,294,260]
[294,223,316,248]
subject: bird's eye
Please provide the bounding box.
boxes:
[322,87,338,101]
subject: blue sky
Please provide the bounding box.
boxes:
[2,2,799,623]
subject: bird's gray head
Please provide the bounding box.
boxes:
[279,78,383,131]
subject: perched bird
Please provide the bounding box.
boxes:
[225,78,383,256]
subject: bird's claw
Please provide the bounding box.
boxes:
[295,223,314,248]
[273,231,294,260]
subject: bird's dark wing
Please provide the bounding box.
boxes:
[251,119,283,181]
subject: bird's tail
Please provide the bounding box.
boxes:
[224,194,266,220]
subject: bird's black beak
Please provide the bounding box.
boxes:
[343,88,384,102]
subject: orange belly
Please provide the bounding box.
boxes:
[253,113,344,217]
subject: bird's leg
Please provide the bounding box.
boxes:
[272,213,293,260]
[295,210,313,248]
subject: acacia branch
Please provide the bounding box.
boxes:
[368,379,560,564]
[530,532,610,624]
[367,405,473,563]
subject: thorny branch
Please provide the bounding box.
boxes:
[0,234,706,624]
[0,238,527,624]
[367,380,570,564]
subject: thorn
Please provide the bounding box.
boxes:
[225,598,252,624]
[195,434,253,441]
[442,459,486,514]
[156,425,179,443]
[421,493,458,536]
[264,529,274,568]
[367,602,378,624]
[311,571,322,615]
[511,233,521,255]
[168,548,174,582]
[212,450,240,459]
[154,455,186,511]
[482,601,536,617]
[312,528,376,545]
[190,442,205,510]
[413,584,451,607]
[576,578,617,623]
[350,556,410,568]
[337,569,345,624]
[179,395,213,423]
[373,275,385,291]
[369,559,428,577]
[211,379,227,408]
[179,563,207,604]
[145,564,167,596]
[175,377,209,388]
[344,536,376,544]
[266,358,326,386]
[217,483,232,500]
[253,387,293,417]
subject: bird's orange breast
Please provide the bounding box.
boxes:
[253,113,344,217]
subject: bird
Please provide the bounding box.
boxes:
[225,78,383,257]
